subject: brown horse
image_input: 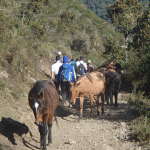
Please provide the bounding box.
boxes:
[70,71,105,118]
[28,80,59,150]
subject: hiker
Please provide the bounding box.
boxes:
[51,55,62,91]
[56,51,63,63]
[70,58,77,69]
[58,56,76,106]
[87,59,94,73]
[76,56,87,79]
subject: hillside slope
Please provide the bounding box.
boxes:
[0,0,123,118]
[0,0,123,103]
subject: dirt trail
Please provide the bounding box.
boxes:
[0,93,141,150]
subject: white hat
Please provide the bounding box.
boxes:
[58,51,62,55]
[88,60,91,63]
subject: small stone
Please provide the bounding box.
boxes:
[105,145,114,150]
[64,139,76,145]
[0,71,8,78]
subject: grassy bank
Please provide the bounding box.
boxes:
[128,93,150,144]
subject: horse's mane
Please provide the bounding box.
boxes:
[77,73,93,83]
[76,59,115,83]
[77,71,105,83]
[86,73,93,83]
[30,80,55,96]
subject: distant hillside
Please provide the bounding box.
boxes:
[0,0,123,107]
[80,0,115,21]
[80,0,149,21]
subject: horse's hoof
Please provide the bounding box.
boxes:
[71,104,76,108]
[79,117,82,120]
[77,117,80,122]
[78,115,82,121]
[79,115,83,119]
[40,145,47,150]
[48,140,52,145]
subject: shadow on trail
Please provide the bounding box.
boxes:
[67,100,139,122]
[0,117,40,150]
[22,138,40,150]
[0,117,33,145]
[102,103,139,122]
[0,143,13,150]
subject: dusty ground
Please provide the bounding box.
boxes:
[0,93,142,150]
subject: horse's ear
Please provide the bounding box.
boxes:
[76,81,80,86]
[70,82,74,86]
[70,82,76,86]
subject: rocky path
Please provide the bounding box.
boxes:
[0,94,142,150]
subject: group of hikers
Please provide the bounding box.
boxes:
[50,51,95,105]
[51,51,94,81]
[50,51,122,106]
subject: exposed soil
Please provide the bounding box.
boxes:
[0,93,142,150]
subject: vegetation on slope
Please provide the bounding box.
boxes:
[107,0,150,92]
[128,93,150,144]
[0,0,123,118]
[107,0,150,144]
[80,0,149,22]
[80,0,115,21]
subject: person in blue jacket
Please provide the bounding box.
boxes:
[58,56,76,106]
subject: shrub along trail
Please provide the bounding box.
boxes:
[0,93,141,150]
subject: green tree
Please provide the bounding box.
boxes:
[108,0,150,93]
[130,9,150,93]
[107,0,143,35]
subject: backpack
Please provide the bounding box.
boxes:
[70,61,76,68]
[60,64,73,82]
[76,63,86,76]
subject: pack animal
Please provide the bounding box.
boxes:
[28,80,59,150]
[97,62,121,106]
[70,71,105,118]
[105,70,121,106]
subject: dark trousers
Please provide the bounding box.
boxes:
[60,81,70,103]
